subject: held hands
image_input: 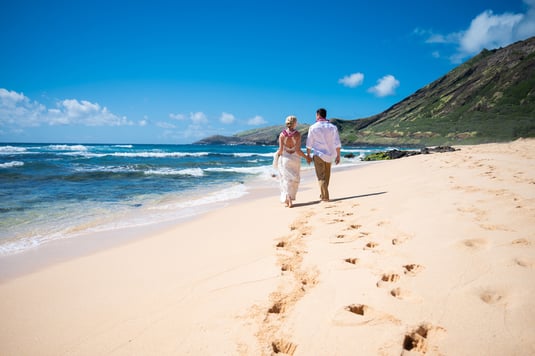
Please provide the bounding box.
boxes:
[306,154,312,165]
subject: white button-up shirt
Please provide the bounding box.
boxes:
[306,120,341,163]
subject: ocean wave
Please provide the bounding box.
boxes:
[57,151,201,159]
[0,146,28,154]
[60,151,104,158]
[111,151,212,158]
[48,144,89,151]
[0,161,24,168]
[233,152,274,158]
[71,165,205,177]
[150,184,248,210]
[53,150,264,159]
[145,167,204,177]
[205,166,270,175]
[0,236,42,256]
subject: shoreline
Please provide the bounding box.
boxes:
[1,139,534,355]
[0,162,318,282]
[0,177,274,282]
[0,157,365,282]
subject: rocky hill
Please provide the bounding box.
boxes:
[196,36,535,146]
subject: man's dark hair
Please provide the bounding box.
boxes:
[316,108,327,118]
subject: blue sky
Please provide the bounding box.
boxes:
[1,0,534,144]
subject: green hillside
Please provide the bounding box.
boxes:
[196,36,535,146]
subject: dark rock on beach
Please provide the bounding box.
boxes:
[363,146,457,161]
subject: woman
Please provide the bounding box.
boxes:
[276,115,309,207]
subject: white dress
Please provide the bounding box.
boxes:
[278,133,301,203]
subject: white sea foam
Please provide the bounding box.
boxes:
[48,144,89,151]
[0,236,41,256]
[73,165,137,173]
[149,184,248,211]
[233,152,273,157]
[0,182,250,257]
[145,167,204,177]
[205,166,269,175]
[0,146,27,154]
[0,161,24,168]
[110,151,208,158]
[61,151,104,158]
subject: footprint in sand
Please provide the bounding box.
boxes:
[403,264,424,276]
[392,235,411,245]
[376,273,400,287]
[329,218,345,224]
[390,287,419,301]
[329,210,354,217]
[294,215,314,236]
[402,323,445,355]
[460,238,488,250]
[346,303,367,316]
[514,257,534,268]
[344,257,359,265]
[511,238,531,246]
[271,339,297,355]
[381,273,400,282]
[364,241,379,250]
[281,263,293,272]
[268,301,286,314]
[329,233,359,244]
[479,289,506,305]
[332,304,401,326]
[346,224,362,231]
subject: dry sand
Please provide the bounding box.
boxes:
[1,139,534,355]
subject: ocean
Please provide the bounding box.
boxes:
[0,142,387,257]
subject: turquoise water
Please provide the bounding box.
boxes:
[0,142,387,256]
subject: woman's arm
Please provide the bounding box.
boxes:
[295,133,308,160]
[277,133,284,156]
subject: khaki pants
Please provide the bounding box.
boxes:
[313,155,332,201]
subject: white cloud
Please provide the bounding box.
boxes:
[247,115,266,126]
[426,32,461,44]
[517,0,535,38]
[138,115,148,127]
[156,121,176,129]
[161,111,211,141]
[0,88,132,127]
[338,72,364,88]
[169,113,186,120]
[368,75,400,97]
[457,10,523,57]
[190,111,208,124]
[220,112,235,124]
[0,88,26,107]
[0,88,45,127]
[419,1,535,63]
[54,99,131,126]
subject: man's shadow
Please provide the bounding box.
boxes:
[292,192,387,208]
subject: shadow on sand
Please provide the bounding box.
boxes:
[292,191,387,208]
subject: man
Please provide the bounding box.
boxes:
[306,108,341,202]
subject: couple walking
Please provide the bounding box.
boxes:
[275,108,341,208]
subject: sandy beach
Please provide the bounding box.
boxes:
[1,139,534,355]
